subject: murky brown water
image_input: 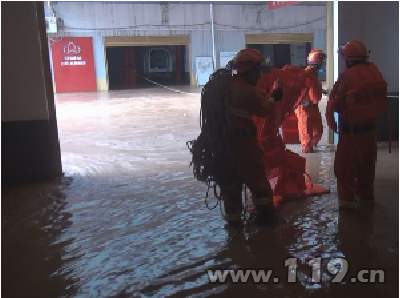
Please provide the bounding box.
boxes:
[2,87,399,298]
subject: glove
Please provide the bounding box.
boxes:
[258,89,268,98]
[326,111,338,133]
[271,79,283,101]
[328,121,338,133]
[271,88,283,101]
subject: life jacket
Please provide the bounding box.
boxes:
[228,75,263,132]
[298,67,323,105]
[282,64,304,74]
[269,67,308,127]
[254,67,306,169]
[271,149,307,199]
[340,62,387,125]
[281,111,301,144]
[254,74,285,169]
[255,116,287,170]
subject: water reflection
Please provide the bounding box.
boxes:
[2,177,78,298]
[2,90,398,298]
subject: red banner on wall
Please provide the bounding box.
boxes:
[50,37,97,93]
[269,1,302,10]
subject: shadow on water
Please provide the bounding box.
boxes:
[2,177,79,298]
[1,167,398,298]
[2,89,398,297]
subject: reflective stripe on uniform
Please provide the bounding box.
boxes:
[253,196,274,205]
[225,213,242,222]
[229,107,253,119]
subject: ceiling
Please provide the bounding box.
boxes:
[56,1,327,6]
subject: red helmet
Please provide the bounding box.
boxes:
[233,49,267,73]
[340,40,369,61]
[307,49,326,68]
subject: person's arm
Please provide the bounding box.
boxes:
[308,78,323,103]
[231,85,275,117]
[325,77,345,132]
[247,88,276,117]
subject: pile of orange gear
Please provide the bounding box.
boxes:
[254,65,329,203]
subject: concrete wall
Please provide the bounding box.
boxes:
[337,1,399,142]
[2,2,62,185]
[338,1,399,93]
[48,2,327,90]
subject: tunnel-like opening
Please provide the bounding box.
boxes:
[106,45,190,90]
[246,42,314,70]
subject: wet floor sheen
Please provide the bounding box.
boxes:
[2,87,399,298]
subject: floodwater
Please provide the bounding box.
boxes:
[2,87,399,298]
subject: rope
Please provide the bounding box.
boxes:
[186,68,241,215]
[133,71,197,95]
[204,183,219,210]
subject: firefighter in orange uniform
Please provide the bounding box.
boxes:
[254,70,286,172]
[221,49,283,225]
[296,50,326,153]
[326,40,387,209]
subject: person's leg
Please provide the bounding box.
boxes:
[334,134,358,209]
[297,106,313,153]
[220,182,243,225]
[234,138,275,217]
[311,108,323,146]
[355,132,378,205]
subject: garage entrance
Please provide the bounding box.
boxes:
[245,33,320,77]
[104,35,191,91]
[247,43,312,69]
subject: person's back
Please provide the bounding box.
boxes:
[295,50,326,152]
[326,40,387,209]
[303,66,323,104]
[228,74,273,133]
[221,49,282,225]
[337,62,386,125]
[188,48,283,226]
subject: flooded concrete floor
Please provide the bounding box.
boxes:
[2,86,399,298]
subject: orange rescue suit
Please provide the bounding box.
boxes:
[254,73,286,170]
[254,70,307,201]
[326,62,387,204]
[254,68,308,169]
[295,66,323,152]
[220,74,276,221]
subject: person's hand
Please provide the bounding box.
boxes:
[273,79,283,90]
[258,89,268,98]
[330,122,338,133]
[326,117,338,133]
[271,88,283,101]
[272,79,283,101]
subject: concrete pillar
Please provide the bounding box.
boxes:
[326,1,335,144]
[334,1,399,143]
[2,2,62,185]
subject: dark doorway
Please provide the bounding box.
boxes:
[106,45,189,90]
[246,42,312,70]
[273,44,291,69]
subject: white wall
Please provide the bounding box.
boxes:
[338,1,399,92]
[49,2,327,88]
